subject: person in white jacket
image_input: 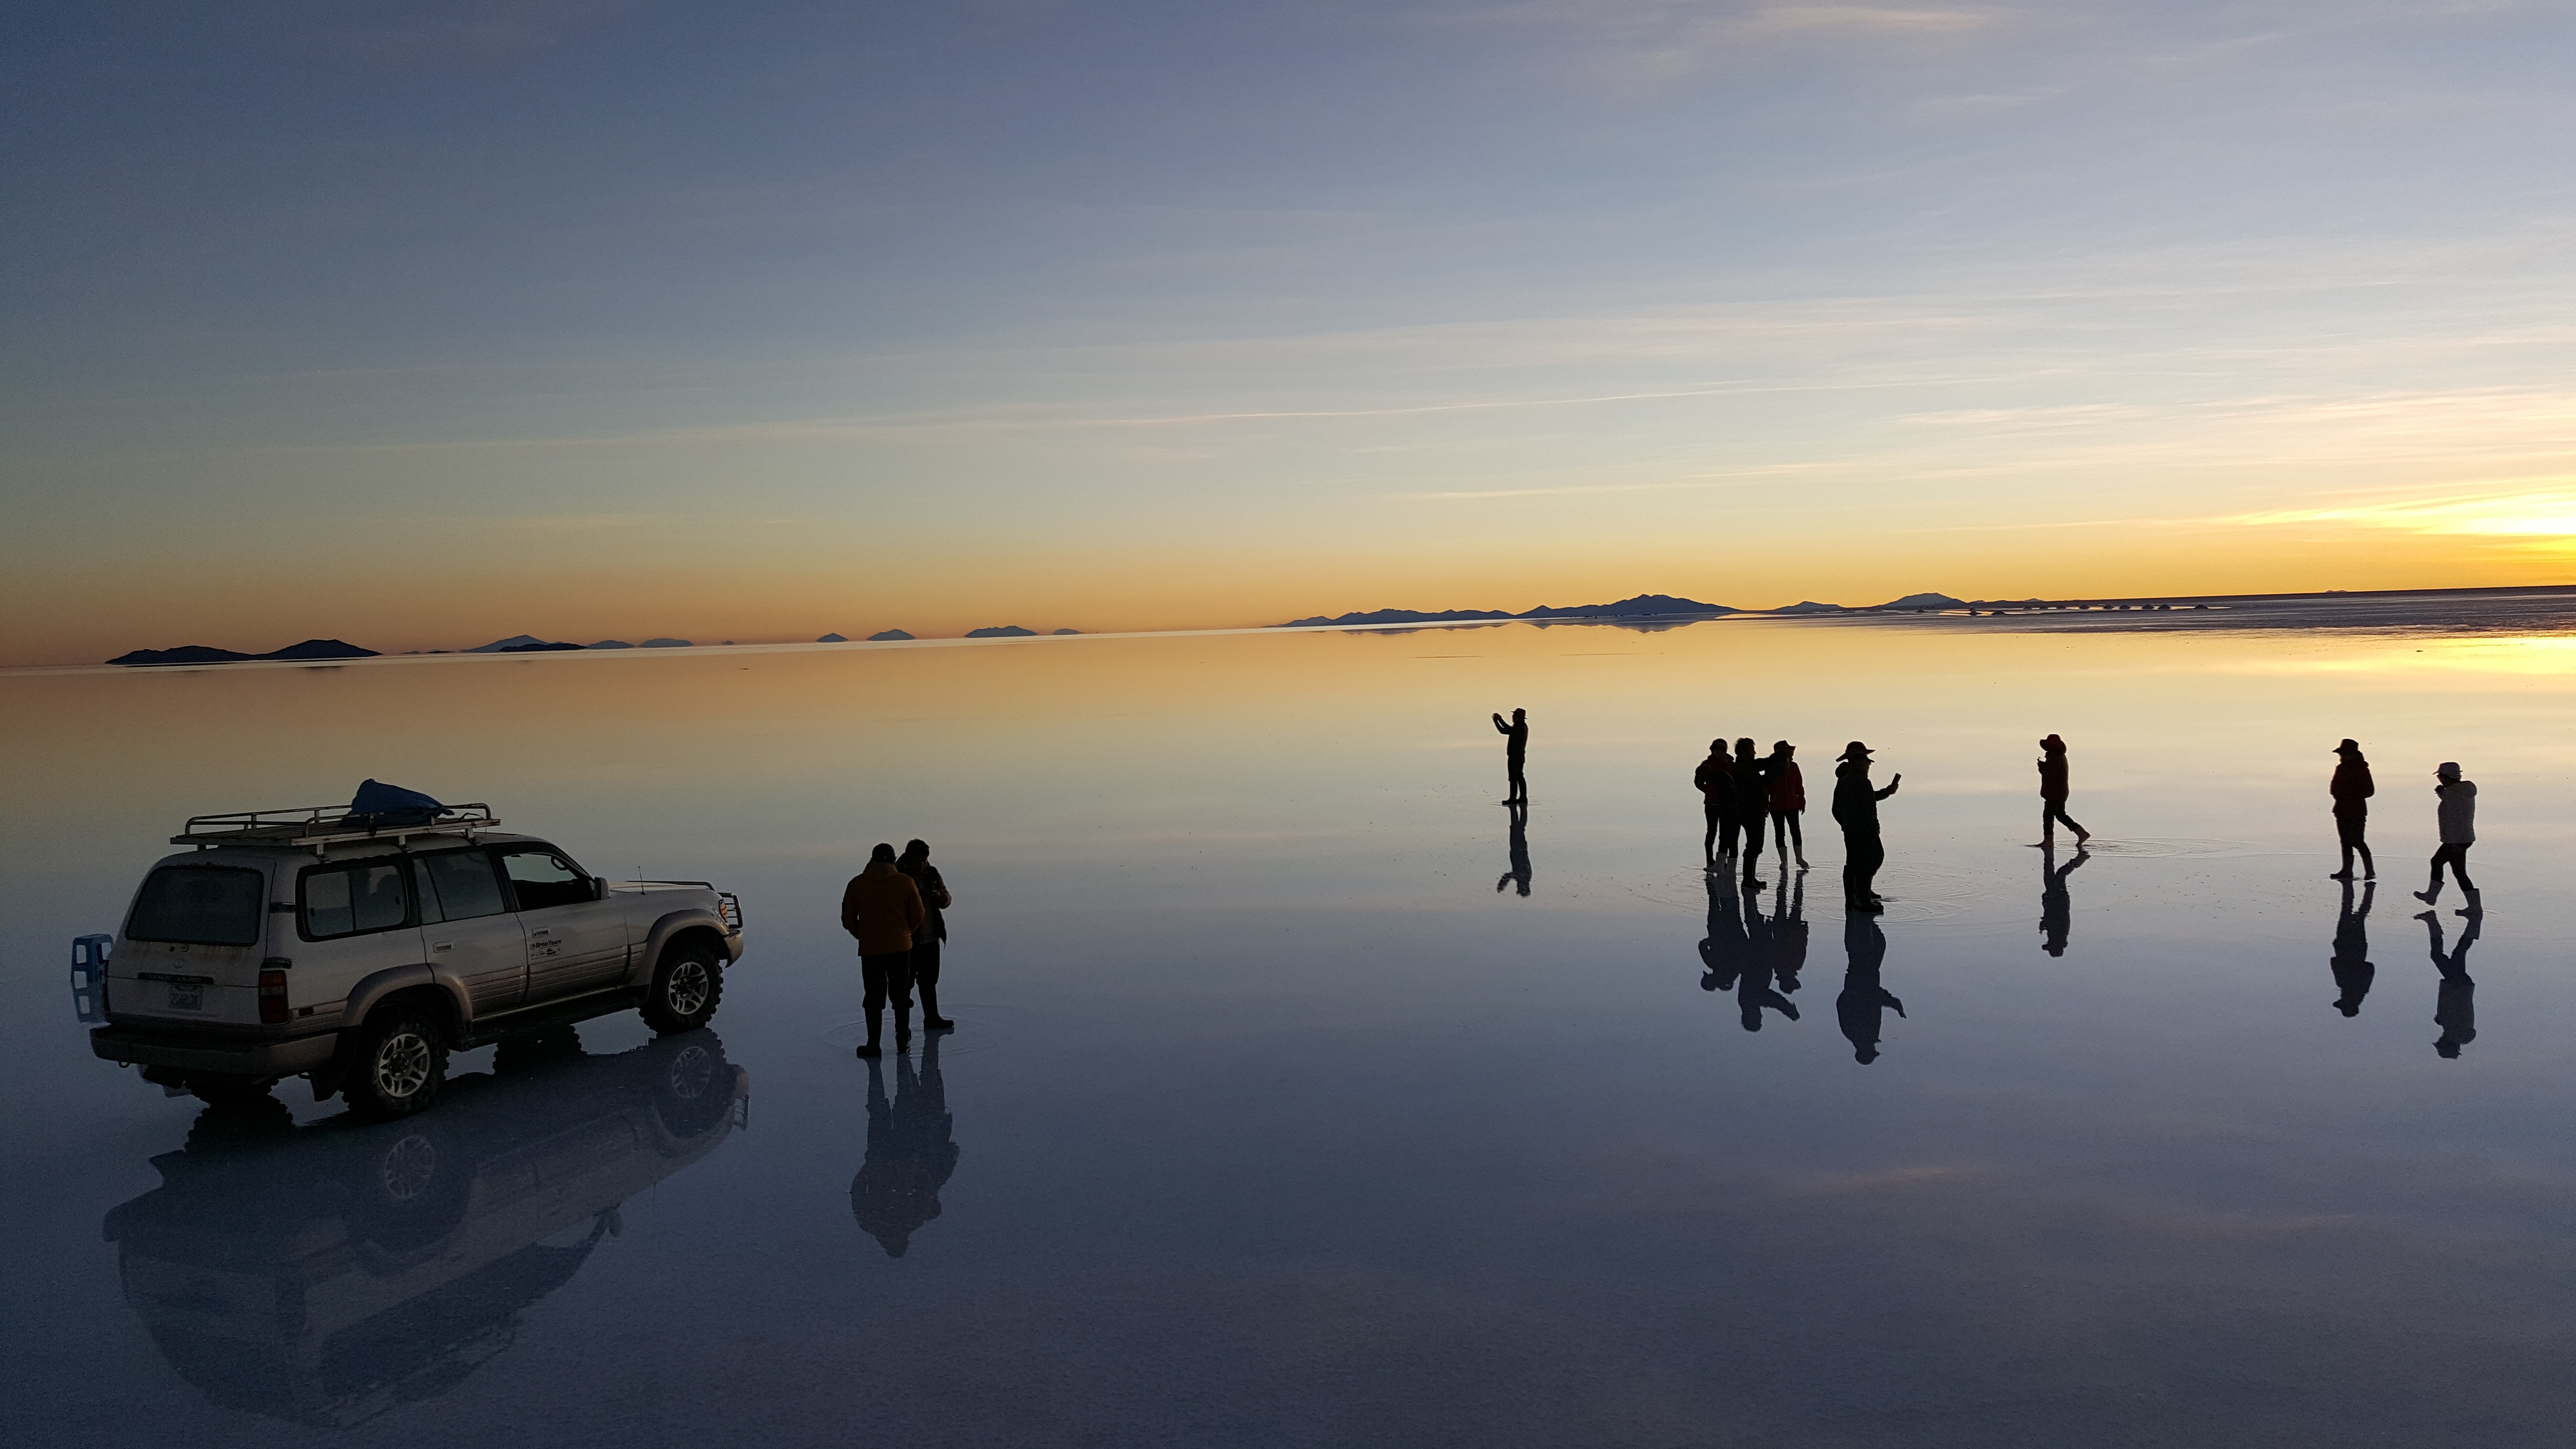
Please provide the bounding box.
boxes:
[2413,761,2479,911]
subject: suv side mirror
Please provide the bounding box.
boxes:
[592,876,611,902]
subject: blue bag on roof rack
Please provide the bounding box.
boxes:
[341,779,449,828]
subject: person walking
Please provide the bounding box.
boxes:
[840,841,926,1058]
[2330,739,2376,881]
[1693,739,1735,870]
[2036,734,2089,846]
[1831,741,1900,913]
[1733,738,1771,888]
[2412,761,2479,910]
[1767,741,1810,869]
[1493,708,1530,804]
[896,838,956,1032]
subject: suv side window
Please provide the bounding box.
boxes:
[301,859,414,940]
[418,849,509,923]
[499,848,592,912]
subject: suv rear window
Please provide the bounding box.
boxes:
[301,859,414,940]
[127,867,266,947]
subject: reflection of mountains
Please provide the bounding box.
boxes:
[102,1032,748,1428]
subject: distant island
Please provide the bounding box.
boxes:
[869,628,915,642]
[816,632,848,643]
[107,639,378,667]
[966,625,1039,638]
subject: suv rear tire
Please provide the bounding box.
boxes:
[642,941,723,1035]
[348,1008,448,1118]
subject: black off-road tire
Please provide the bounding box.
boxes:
[641,941,723,1035]
[347,1008,449,1119]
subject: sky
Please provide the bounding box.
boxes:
[3,0,2572,664]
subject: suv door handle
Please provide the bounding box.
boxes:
[529,929,557,939]
[432,942,453,952]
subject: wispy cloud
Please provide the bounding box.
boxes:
[2230,487,2576,539]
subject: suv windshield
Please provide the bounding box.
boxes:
[127,867,266,947]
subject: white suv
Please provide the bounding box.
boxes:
[85,803,745,1117]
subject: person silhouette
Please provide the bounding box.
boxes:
[896,838,956,1032]
[1734,881,1798,1031]
[1830,741,1900,913]
[2412,761,2479,910]
[2039,840,2089,957]
[1497,799,1532,897]
[1835,913,1904,1064]
[1697,867,1747,994]
[1492,708,1530,804]
[2328,739,2376,881]
[1767,872,1808,997]
[1693,738,1735,870]
[849,1030,961,1256]
[2415,906,2479,1058]
[1766,741,1810,870]
[2330,878,2375,1017]
[2036,734,2090,846]
[1733,738,1771,889]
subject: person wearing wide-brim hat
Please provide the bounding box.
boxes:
[1829,741,1901,913]
[2329,738,2376,881]
[2036,733,2090,847]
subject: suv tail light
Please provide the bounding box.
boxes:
[258,967,289,1024]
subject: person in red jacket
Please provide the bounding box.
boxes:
[841,842,926,1059]
[1765,740,1810,869]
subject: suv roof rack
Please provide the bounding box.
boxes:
[173,803,500,853]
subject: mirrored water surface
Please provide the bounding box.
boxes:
[4,620,2572,1447]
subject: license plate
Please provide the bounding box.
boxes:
[167,984,203,1011]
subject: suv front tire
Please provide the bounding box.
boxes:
[348,1007,448,1118]
[642,941,723,1034]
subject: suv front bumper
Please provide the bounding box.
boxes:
[91,1023,337,1078]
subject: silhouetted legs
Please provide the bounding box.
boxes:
[857,951,915,1057]
[912,939,952,1030]
[1771,809,1807,868]
[2040,799,2088,844]
[1505,760,1527,805]
[1740,818,1767,889]
[2331,810,2375,880]
[1842,829,1884,912]
[2415,843,2475,905]
[1703,799,1723,869]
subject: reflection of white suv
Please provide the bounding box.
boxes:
[87,803,744,1117]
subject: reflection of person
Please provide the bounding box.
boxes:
[1694,739,1735,870]
[2412,761,2479,910]
[2329,739,2376,881]
[1492,708,1530,804]
[2039,842,2089,957]
[2330,879,2375,1017]
[1768,872,1808,996]
[1733,738,1771,889]
[2036,734,2090,846]
[896,839,956,1032]
[850,1032,961,1256]
[1835,914,1904,1064]
[1734,883,1798,1030]
[1697,869,1746,993]
[2415,907,2479,1059]
[1496,800,1532,897]
[1830,741,1900,913]
[1767,741,1810,869]
[840,842,925,1059]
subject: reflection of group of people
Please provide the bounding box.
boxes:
[2321,878,2482,1059]
[1698,873,1904,1063]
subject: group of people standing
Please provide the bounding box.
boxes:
[838,838,957,1057]
[1688,734,1901,914]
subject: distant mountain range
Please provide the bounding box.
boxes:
[106,639,378,667]
[1279,594,1739,628]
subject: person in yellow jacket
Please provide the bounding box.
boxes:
[841,842,925,1058]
